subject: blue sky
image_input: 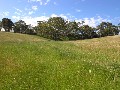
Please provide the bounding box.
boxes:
[0,0,120,27]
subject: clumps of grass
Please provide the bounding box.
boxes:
[108,62,120,83]
[0,32,120,89]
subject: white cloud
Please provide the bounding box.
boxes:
[21,6,37,16]
[12,13,69,27]
[51,14,68,20]
[14,7,23,16]
[21,16,49,26]
[13,7,26,17]
[39,1,43,5]
[32,6,38,11]
[84,18,96,27]
[15,12,21,15]
[25,7,30,11]
[75,16,111,27]
[51,13,75,21]
[59,14,68,20]
[44,0,50,5]
[28,11,34,15]
[28,0,50,5]
[12,16,21,20]
[0,11,9,17]
[12,16,49,26]
[14,8,22,12]
[76,9,81,12]
[51,14,58,17]
[28,0,43,5]
[66,13,75,20]
[28,0,41,2]
[3,12,9,16]
[12,8,114,28]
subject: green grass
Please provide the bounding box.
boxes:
[0,31,120,90]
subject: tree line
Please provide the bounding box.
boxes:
[0,18,36,34]
[0,17,120,41]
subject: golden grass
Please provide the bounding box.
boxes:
[69,35,120,48]
[66,35,120,67]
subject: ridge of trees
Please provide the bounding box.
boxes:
[0,17,120,41]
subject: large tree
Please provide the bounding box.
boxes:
[0,21,2,31]
[14,20,27,33]
[97,22,119,37]
[37,17,68,40]
[2,18,14,32]
[0,21,2,27]
[79,25,96,39]
[47,17,67,31]
[118,23,120,34]
[36,17,119,41]
[37,21,50,38]
[66,21,80,40]
[48,17,69,40]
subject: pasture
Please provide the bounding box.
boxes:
[0,32,120,90]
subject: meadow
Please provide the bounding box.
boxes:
[0,31,120,90]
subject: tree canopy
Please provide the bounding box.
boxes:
[2,18,14,32]
[14,20,27,33]
[0,17,120,41]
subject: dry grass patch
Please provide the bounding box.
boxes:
[69,35,120,48]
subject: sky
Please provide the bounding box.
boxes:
[0,0,120,27]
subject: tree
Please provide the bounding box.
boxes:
[36,17,68,40]
[36,17,119,41]
[2,18,14,32]
[118,23,120,27]
[14,20,27,33]
[112,25,119,35]
[48,17,67,31]
[66,21,80,40]
[118,23,120,34]
[81,21,85,26]
[25,24,36,35]
[97,22,106,37]
[97,22,119,37]
[37,21,50,38]
[0,21,2,27]
[47,17,67,40]
[79,25,95,39]
[0,21,2,31]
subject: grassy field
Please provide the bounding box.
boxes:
[0,31,120,90]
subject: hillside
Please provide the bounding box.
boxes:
[0,31,49,42]
[0,31,120,90]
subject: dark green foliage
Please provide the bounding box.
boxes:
[0,21,2,27]
[14,20,27,33]
[2,18,14,32]
[36,17,119,41]
[14,20,36,35]
[1,17,119,41]
[37,17,68,40]
[97,22,119,37]
[79,25,95,39]
[0,21,2,31]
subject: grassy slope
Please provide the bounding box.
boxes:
[0,31,120,90]
[0,32,49,42]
